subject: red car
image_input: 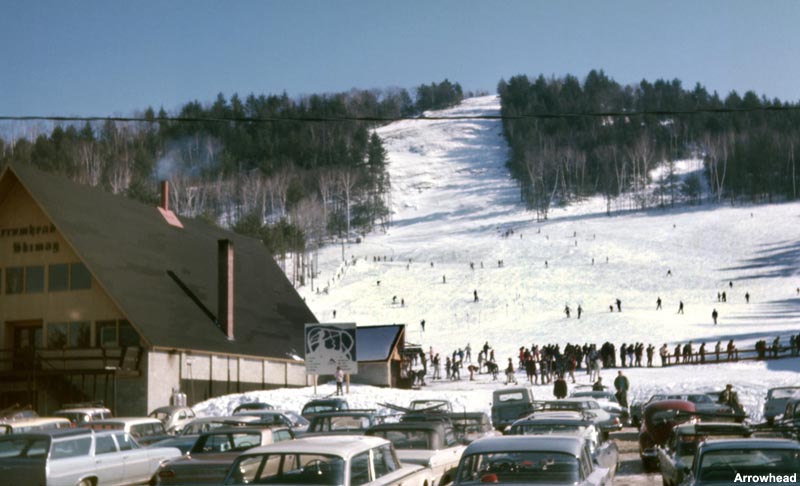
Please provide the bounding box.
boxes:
[639,399,696,470]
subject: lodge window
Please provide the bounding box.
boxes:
[95,320,139,347]
[47,321,91,349]
[5,267,24,294]
[70,263,91,290]
[48,264,69,291]
[25,266,44,293]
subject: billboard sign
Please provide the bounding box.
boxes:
[304,323,357,375]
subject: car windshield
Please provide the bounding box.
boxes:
[0,437,49,458]
[149,411,171,421]
[545,402,584,411]
[496,392,524,402]
[676,434,749,457]
[181,421,226,435]
[196,432,262,453]
[410,401,448,411]
[313,416,370,432]
[284,412,309,426]
[768,389,800,399]
[452,417,485,434]
[687,395,714,405]
[229,453,345,485]
[698,449,800,481]
[370,429,432,450]
[303,404,336,415]
[510,424,582,435]
[458,451,579,484]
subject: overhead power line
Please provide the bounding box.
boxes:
[1,104,799,125]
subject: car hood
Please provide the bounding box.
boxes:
[166,452,240,466]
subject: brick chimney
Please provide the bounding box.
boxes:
[157,180,183,228]
[160,180,170,211]
[218,239,234,340]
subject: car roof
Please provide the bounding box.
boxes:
[150,406,189,413]
[304,398,347,406]
[311,411,374,419]
[368,422,442,432]
[91,417,162,425]
[239,435,387,457]
[674,422,751,435]
[698,438,800,452]
[1,417,71,427]
[54,408,111,414]
[199,427,276,436]
[493,387,532,395]
[0,428,90,440]
[464,435,583,456]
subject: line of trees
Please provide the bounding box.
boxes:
[0,80,462,286]
[498,70,800,219]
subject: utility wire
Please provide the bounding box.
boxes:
[0,105,799,125]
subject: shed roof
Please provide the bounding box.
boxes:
[356,325,404,362]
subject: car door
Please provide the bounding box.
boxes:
[657,431,677,483]
[94,434,125,486]
[115,432,151,484]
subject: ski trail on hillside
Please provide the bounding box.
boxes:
[377,96,521,235]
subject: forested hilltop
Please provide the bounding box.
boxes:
[498,70,800,220]
[0,80,464,284]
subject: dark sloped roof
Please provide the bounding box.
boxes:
[356,325,403,362]
[4,163,317,358]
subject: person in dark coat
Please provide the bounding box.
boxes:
[553,374,568,399]
[592,377,604,391]
[712,309,718,325]
[613,370,630,408]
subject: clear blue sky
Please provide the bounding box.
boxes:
[1,0,798,117]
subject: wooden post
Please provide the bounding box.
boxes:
[313,374,318,395]
[346,373,350,395]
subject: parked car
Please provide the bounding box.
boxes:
[0,405,38,421]
[409,400,454,413]
[683,438,800,486]
[148,434,200,455]
[367,420,466,486]
[149,406,197,433]
[570,389,630,426]
[53,405,112,426]
[231,401,274,414]
[306,411,381,436]
[638,399,697,471]
[222,435,427,486]
[301,398,350,420]
[536,399,619,440]
[491,387,535,431]
[764,386,800,424]
[154,426,294,485]
[448,412,499,444]
[233,409,310,433]
[176,415,262,436]
[88,417,172,446]
[507,412,600,453]
[0,428,181,486]
[0,417,72,434]
[656,422,751,486]
[631,393,739,428]
[453,435,615,486]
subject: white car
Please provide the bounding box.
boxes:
[88,417,170,445]
[0,428,181,486]
[0,417,72,434]
[763,386,800,424]
[223,435,427,486]
[149,406,197,433]
[367,421,466,486]
[53,406,113,426]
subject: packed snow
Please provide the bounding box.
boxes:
[195,96,799,423]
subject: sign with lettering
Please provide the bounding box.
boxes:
[304,323,357,375]
[1,224,60,254]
